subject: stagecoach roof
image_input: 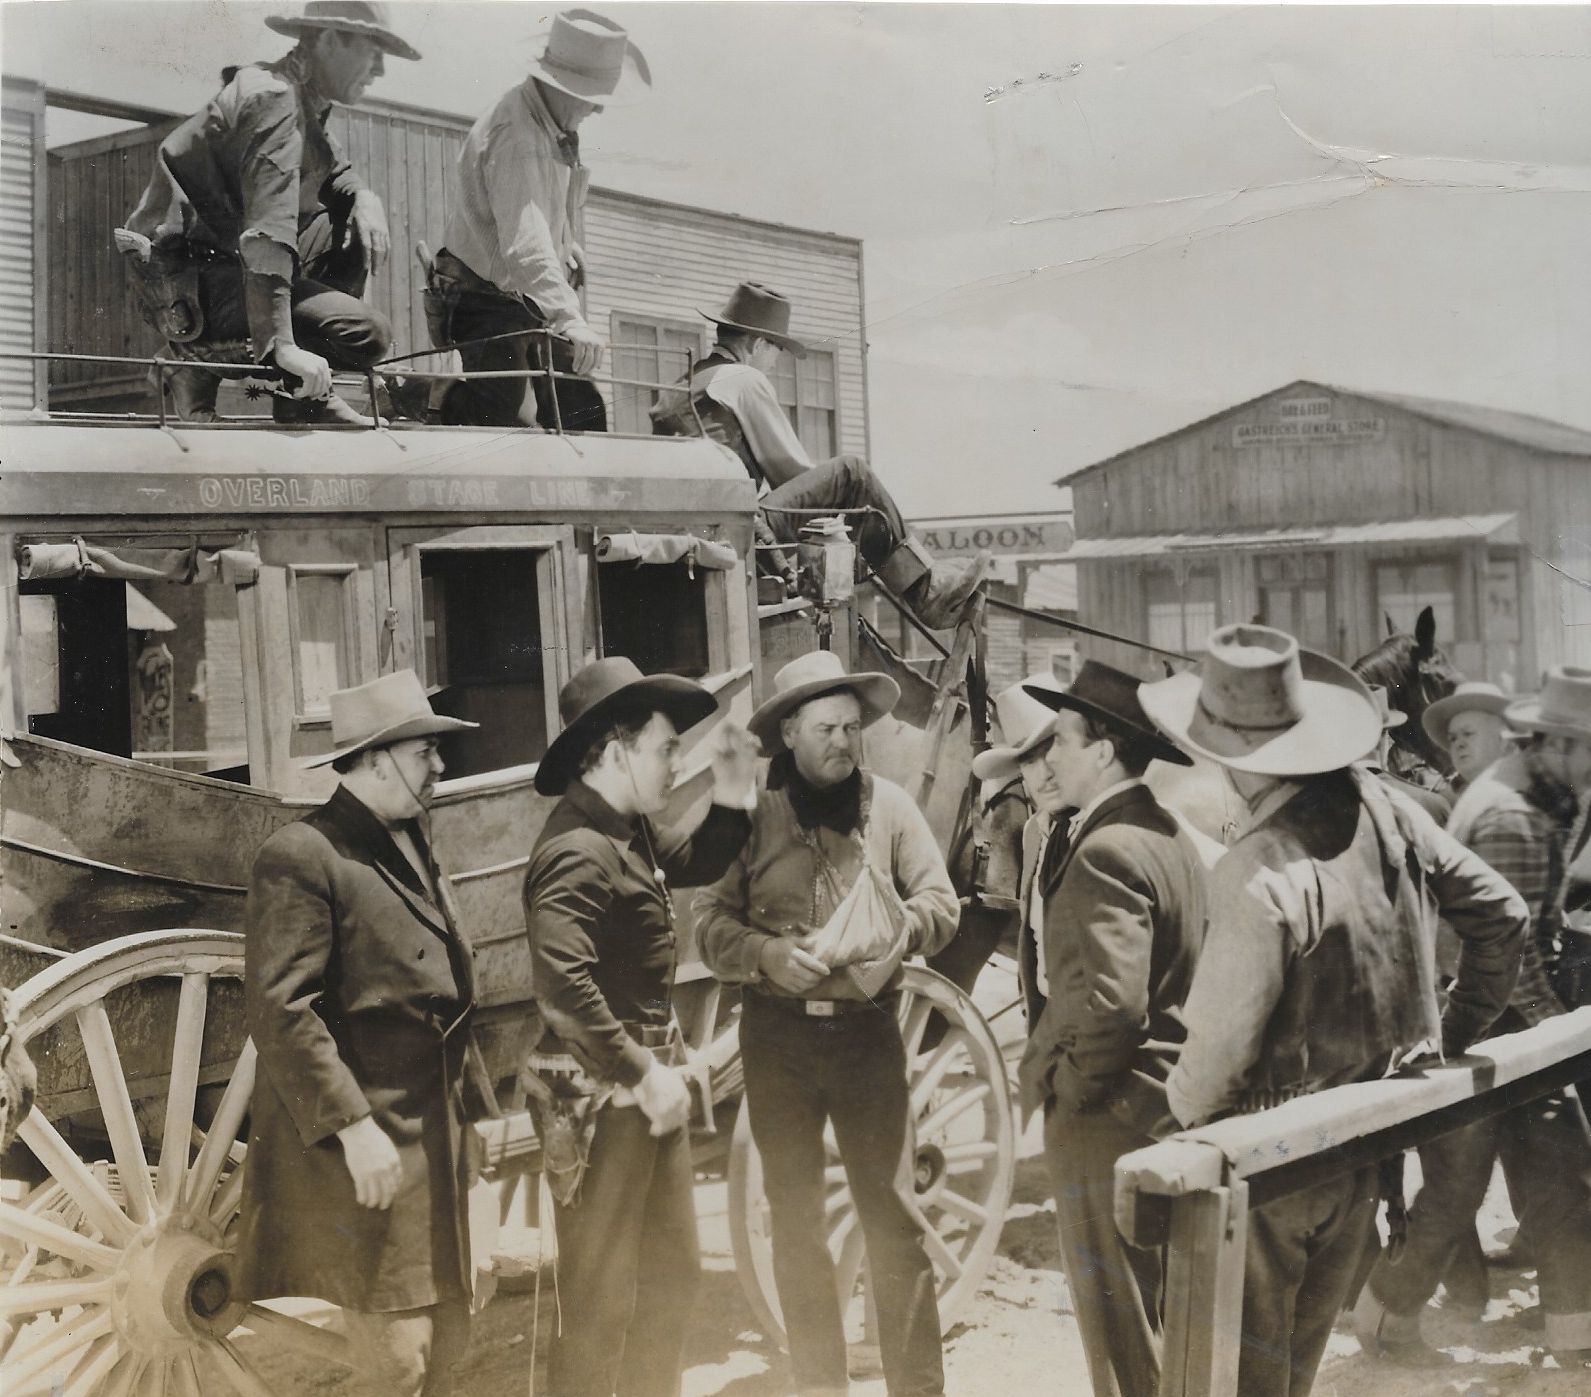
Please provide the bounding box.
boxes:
[0,421,759,521]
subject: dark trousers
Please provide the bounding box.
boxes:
[1241,1166,1379,1397]
[1042,1105,1163,1397]
[1365,1090,1591,1351]
[548,1104,700,1397]
[341,1299,471,1397]
[740,994,944,1396]
[760,456,909,567]
[427,252,607,431]
[197,209,392,371]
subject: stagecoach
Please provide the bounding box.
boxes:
[0,363,1021,1394]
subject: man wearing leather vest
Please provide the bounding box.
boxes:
[651,282,990,632]
[1142,625,1526,1397]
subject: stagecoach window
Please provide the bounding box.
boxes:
[1145,566,1218,655]
[610,312,707,434]
[419,550,550,779]
[771,347,839,460]
[597,562,712,679]
[287,567,355,715]
[18,573,249,780]
[1375,560,1456,643]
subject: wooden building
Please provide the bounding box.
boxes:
[0,82,866,465]
[1055,380,1591,687]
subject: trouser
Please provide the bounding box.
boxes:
[1362,1089,1591,1351]
[739,992,944,1396]
[760,456,914,575]
[341,1298,471,1397]
[426,250,607,431]
[192,208,393,373]
[1042,1104,1163,1397]
[547,1103,700,1397]
[1241,1166,1379,1397]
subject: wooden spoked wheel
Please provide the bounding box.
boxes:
[726,965,1015,1349]
[0,930,351,1395]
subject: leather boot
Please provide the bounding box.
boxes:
[161,365,221,423]
[272,392,379,427]
[877,537,991,630]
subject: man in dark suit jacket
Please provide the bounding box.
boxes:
[1015,662,1207,1397]
[239,670,481,1397]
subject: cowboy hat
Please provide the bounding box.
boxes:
[973,673,1064,782]
[702,283,809,359]
[1504,667,1591,742]
[1023,660,1193,768]
[1138,624,1381,777]
[536,657,718,795]
[748,651,900,753]
[266,1,421,61]
[1422,680,1513,750]
[302,670,476,769]
[1367,685,1407,730]
[528,8,651,107]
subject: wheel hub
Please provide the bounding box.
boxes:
[912,1142,947,1197]
[111,1214,243,1356]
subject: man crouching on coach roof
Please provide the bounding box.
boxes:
[696,651,960,1397]
[524,658,757,1397]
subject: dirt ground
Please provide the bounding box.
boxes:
[254,961,1591,1397]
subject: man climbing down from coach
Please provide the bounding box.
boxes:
[651,281,990,633]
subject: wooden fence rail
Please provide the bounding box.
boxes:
[1114,1006,1591,1397]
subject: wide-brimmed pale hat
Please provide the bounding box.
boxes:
[1422,680,1513,750]
[529,8,651,107]
[302,670,476,769]
[536,657,718,795]
[1139,625,1380,777]
[748,651,899,752]
[1367,685,1407,730]
[1024,660,1193,769]
[1504,667,1591,742]
[973,673,1064,782]
[702,283,809,359]
[266,1,421,61]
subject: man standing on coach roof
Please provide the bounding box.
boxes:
[120,1,417,426]
[239,671,481,1397]
[524,657,757,1397]
[429,9,648,431]
[1015,662,1207,1397]
[696,651,960,1397]
[1143,625,1527,1397]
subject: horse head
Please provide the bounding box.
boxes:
[1355,605,1461,780]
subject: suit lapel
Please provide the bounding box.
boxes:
[1041,784,1151,895]
[323,787,457,946]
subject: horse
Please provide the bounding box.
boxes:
[1352,605,1463,788]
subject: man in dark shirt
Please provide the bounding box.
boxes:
[120,2,418,424]
[524,657,756,1397]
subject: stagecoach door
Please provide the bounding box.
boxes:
[385,525,579,781]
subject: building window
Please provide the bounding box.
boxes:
[1258,553,1334,652]
[1145,566,1218,654]
[598,563,712,679]
[287,566,355,716]
[771,347,838,459]
[1375,558,1456,642]
[610,312,708,435]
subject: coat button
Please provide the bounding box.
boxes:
[418,948,426,959]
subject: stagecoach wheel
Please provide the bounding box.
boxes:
[726,965,1015,1349]
[0,930,353,1396]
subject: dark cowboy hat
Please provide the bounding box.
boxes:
[1024,660,1193,768]
[701,282,809,359]
[536,657,719,795]
[529,9,651,107]
[301,670,476,769]
[266,2,422,61]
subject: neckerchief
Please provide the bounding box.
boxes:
[769,750,863,836]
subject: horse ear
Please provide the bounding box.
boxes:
[1415,605,1436,654]
[1384,612,1396,637]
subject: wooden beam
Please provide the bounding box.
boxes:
[1159,1182,1248,1397]
[44,87,179,126]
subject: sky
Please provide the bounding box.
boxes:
[5,1,1589,517]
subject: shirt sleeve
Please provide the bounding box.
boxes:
[692,829,775,984]
[885,787,960,958]
[525,838,653,1087]
[1457,808,1552,1030]
[484,125,585,331]
[232,78,306,354]
[1167,848,1294,1128]
[704,366,814,487]
[652,803,753,889]
[244,830,372,1147]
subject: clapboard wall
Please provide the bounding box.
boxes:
[0,78,45,416]
[26,90,866,444]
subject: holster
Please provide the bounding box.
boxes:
[520,1055,608,1209]
[117,230,207,345]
